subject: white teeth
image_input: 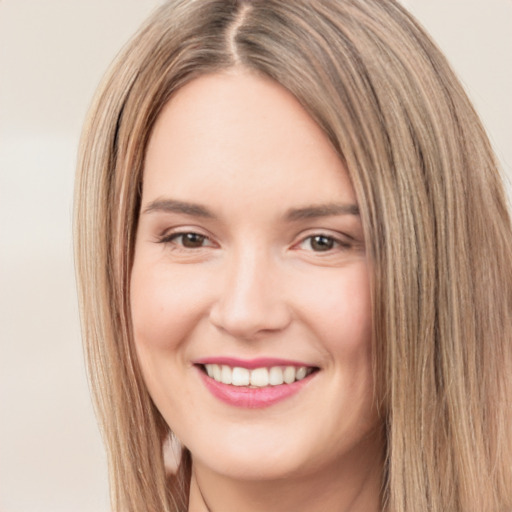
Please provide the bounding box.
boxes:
[296,367,307,380]
[204,364,313,387]
[250,367,269,387]
[221,365,232,385]
[232,367,250,386]
[283,366,295,384]
[212,364,222,381]
[269,367,284,385]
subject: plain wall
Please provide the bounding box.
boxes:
[0,1,510,511]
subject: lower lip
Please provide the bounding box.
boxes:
[198,369,315,409]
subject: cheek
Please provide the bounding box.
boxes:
[129,262,205,412]
[130,262,211,352]
[297,262,372,355]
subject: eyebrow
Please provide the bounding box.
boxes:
[143,198,215,218]
[143,198,359,220]
[284,203,359,221]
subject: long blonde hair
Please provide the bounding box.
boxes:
[74,1,512,510]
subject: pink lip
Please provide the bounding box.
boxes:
[196,367,317,409]
[193,356,313,369]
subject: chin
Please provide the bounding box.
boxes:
[193,445,311,482]
[182,416,380,484]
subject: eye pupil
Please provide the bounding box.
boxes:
[311,235,334,251]
[182,233,205,248]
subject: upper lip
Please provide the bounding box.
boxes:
[193,356,318,370]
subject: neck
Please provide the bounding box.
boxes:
[187,431,384,512]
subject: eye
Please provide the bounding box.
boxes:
[300,234,343,252]
[159,231,213,249]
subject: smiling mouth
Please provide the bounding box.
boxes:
[198,364,318,388]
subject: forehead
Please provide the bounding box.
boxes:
[142,71,356,213]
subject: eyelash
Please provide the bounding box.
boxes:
[158,231,214,249]
[297,234,351,252]
[157,231,352,253]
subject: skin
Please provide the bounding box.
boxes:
[131,70,384,512]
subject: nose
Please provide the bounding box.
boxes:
[209,247,292,340]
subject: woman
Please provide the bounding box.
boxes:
[74,1,512,511]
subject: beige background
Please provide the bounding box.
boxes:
[0,1,510,511]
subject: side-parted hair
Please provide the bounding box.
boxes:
[74,1,512,511]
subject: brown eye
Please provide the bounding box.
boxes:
[179,233,207,248]
[161,232,211,248]
[309,235,335,252]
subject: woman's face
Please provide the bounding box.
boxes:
[131,71,381,483]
